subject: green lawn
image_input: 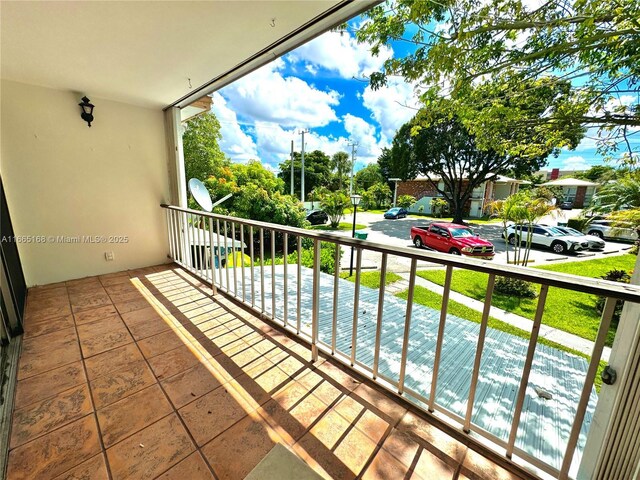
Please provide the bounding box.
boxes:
[340,270,402,289]
[416,254,637,346]
[397,285,605,391]
[310,222,365,231]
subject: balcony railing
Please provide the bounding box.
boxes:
[160,203,640,479]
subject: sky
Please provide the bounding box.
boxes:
[210,16,629,176]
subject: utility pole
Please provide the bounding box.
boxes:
[346,141,358,195]
[299,129,309,204]
[389,178,401,207]
[290,140,294,196]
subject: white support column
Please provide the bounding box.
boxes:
[578,254,640,479]
[164,107,187,208]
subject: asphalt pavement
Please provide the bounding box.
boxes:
[336,210,634,272]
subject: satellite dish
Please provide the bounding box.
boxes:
[188,178,233,212]
[189,178,213,212]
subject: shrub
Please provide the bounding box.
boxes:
[286,241,340,274]
[397,195,416,209]
[567,218,588,231]
[596,269,631,326]
[495,276,537,298]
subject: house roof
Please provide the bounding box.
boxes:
[1,1,374,108]
[541,178,599,187]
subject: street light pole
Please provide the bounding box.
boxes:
[389,178,401,207]
[299,129,309,204]
[349,194,362,277]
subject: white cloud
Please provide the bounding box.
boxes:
[342,114,388,165]
[222,59,340,128]
[562,155,590,170]
[361,78,419,141]
[211,93,258,163]
[291,29,391,79]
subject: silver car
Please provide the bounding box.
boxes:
[585,220,637,242]
[552,225,606,250]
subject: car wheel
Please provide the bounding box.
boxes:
[449,248,461,255]
[551,241,567,254]
[507,234,516,246]
[588,230,604,240]
[414,236,423,248]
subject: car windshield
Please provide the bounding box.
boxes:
[564,227,583,236]
[547,227,566,236]
[449,228,473,238]
[387,208,399,213]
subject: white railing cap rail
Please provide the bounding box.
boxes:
[161,203,640,303]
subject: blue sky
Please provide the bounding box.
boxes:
[211,17,627,175]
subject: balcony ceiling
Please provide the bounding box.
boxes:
[1,1,349,108]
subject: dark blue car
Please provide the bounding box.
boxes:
[383,207,408,219]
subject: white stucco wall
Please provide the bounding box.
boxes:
[1,80,171,286]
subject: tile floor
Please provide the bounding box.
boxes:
[6,264,532,480]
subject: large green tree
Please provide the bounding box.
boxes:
[182,112,228,181]
[354,163,385,191]
[391,111,549,223]
[278,150,333,200]
[358,0,640,163]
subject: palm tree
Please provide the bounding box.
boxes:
[591,174,640,212]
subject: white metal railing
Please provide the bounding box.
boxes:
[161,204,640,479]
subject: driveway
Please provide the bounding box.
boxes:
[337,210,633,272]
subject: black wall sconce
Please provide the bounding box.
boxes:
[78,96,95,127]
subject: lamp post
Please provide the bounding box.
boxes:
[349,194,362,277]
[389,178,401,207]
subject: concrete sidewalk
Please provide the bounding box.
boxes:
[392,272,611,361]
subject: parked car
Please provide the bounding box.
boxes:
[384,207,408,219]
[502,224,588,254]
[411,222,495,259]
[543,225,605,250]
[559,200,573,210]
[585,219,638,242]
[305,209,328,225]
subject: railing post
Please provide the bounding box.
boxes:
[428,264,453,411]
[373,253,388,379]
[311,239,321,362]
[208,217,217,295]
[350,248,362,366]
[464,273,495,432]
[398,258,417,395]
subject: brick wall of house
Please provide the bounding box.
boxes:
[397,181,439,198]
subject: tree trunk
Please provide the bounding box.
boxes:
[452,201,465,224]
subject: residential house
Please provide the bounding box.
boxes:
[397,174,529,217]
[540,178,599,208]
[1,3,639,480]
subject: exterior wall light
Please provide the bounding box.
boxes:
[78,96,94,127]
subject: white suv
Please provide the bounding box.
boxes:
[502,224,589,254]
[585,220,637,242]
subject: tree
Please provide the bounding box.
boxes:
[330,152,351,191]
[358,0,639,163]
[278,150,332,200]
[354,164,384,191]
[390,111,549,223]
[363,182,392,209]
[378,125,420,181]
[591,174,640,212]
[182,112,228,181]
[397,195,416,209]
[575,165,618,183]
[320,192,350,228]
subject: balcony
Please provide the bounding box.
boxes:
[6,263,532,480]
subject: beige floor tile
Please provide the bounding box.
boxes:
[106,413,194,480]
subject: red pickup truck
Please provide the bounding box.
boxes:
[411,222,495,259]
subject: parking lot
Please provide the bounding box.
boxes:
[336,210,634,272]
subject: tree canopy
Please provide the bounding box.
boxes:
[278,150,333,200]
[387,110,549,222]
[182,112,228,181]
[354,163,385,191]
[357,0,640,163]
